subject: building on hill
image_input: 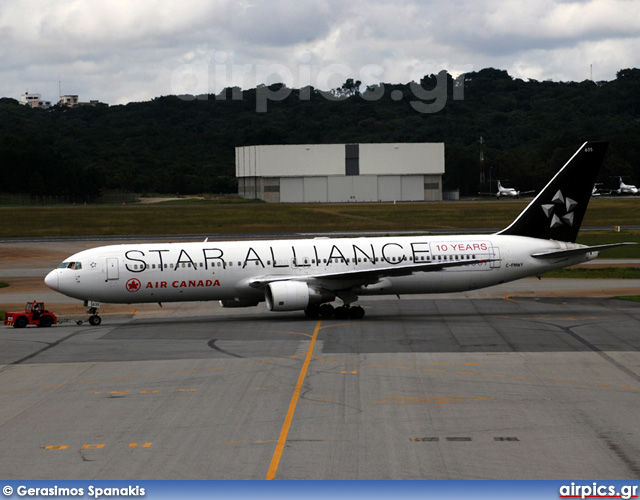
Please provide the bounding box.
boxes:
[18,93,104,108]
[236,143,444,203]
[20,92,52,109]
[59,95,79,107]
[59,95,102,107]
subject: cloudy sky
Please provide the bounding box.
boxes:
[1,0,639,105]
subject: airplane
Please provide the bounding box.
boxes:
[480,180,535,198]
[613,176,639,195]
[44,141,635,325]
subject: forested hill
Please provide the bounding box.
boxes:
[1,67,639,201]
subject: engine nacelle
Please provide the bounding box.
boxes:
[219,298,261,308]
[265,281,334,311]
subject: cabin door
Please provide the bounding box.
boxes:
[106,258,119,280]
[490,246,501,269]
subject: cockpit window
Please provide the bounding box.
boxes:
[58,262,82,270]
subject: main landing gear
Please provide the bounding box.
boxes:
[304,303,365,320]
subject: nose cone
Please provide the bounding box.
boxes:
[44,270,59,291]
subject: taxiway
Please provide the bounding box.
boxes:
[1,241,639,479]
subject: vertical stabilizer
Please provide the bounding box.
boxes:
[498,141,608,242]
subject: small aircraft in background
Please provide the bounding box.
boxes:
[480,180,535,198]
[613,176,639,195]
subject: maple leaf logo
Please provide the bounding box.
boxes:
[126,278,142,292]
[541,190,578,229]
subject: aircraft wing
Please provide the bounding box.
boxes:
[248,257,499,288]
[531,242,636,259]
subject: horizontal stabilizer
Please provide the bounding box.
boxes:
[531,242,636,259]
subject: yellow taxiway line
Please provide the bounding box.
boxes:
[266,319,322,480]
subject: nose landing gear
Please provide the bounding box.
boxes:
[85,302,102,326]
[88,313,102,326]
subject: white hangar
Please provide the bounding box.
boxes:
[235,143,444,203]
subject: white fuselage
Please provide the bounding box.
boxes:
[44,234,597,305]
[496,181,519,197]
[498,187,519,197]
[619,182,639,195]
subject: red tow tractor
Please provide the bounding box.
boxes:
[4,301,58,328]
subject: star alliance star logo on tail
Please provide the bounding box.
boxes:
[541,190,578,228]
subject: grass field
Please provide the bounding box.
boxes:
[542,268,640,279]
[616,296,640,303]
[1,198,639,256]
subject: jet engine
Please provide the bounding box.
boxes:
[265,281,333,311]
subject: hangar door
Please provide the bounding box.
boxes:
[280,177,328,202]
[303,177,328,202]
[378,176,401,202]
[280,178,304,203]
[401,175,425,201]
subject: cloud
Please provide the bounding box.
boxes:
[1,0,639,104]
[484,0,640,41]
[224,1,334,47]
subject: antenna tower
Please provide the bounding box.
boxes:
[479,136,485,184]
